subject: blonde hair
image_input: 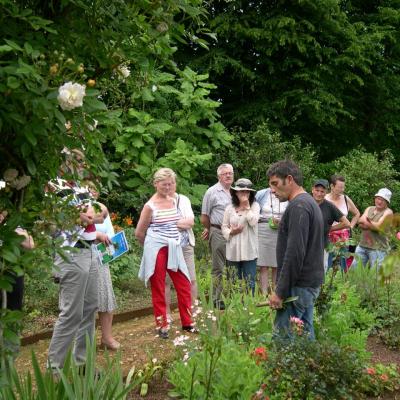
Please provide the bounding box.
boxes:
[153,168,176,183]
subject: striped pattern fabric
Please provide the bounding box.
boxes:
[148,203,180,241]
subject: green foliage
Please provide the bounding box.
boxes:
[332,148,400,212]
[264,339,368,400]
[0,341,141,399]
[108,228,140,287]
[360,363,400,397]
[216,291,273,345]
[0,0,231,354]
[178,0,400,163]
[168,338,264,400]
[217,123,318,189]
[316,274,375,356]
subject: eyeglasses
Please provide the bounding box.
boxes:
[220,172,234,176]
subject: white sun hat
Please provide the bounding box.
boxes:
[374,188,392,203]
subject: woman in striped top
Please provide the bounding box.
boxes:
[136,168,195,339]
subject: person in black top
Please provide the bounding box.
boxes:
[312,179,350,271]
[267,161,324,341]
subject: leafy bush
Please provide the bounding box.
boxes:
[332,148,400,212]
[316,274,375,356]
[263,339,366,400]
[215,123,318,189]
[108,227,141,288]
[168,338,264,400]
[360,363,400,397]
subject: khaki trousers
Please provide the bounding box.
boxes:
[48,246,99,368]
[209,227,227,300]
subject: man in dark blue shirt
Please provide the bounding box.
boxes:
[312,179,350,271]
[267,160,324,340]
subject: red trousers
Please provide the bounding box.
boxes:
[150,247,192,328]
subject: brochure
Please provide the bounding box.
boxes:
[96,230,129,265]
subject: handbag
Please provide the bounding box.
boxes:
[348,228,356,253]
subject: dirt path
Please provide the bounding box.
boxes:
[15,311,182,378]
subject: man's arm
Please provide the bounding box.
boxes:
[357,207,372,230]
[200,187,212,240]
[367,209,393,231]
[200,214,210,240]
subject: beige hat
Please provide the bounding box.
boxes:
[375,188,392,203]
[231,178,256,192]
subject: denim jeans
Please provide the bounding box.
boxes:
[274,286,320,342]
[327,251,347,272]
[351,245,386,269]
[228,259,257,296]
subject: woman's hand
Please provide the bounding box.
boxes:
[96,231,111,244]
[230,224,244,236]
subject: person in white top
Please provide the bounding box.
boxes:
[222,178,260,295]
[255,187,288,294]
[165,178,197,322]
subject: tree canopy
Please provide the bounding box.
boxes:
[177,0,400,162]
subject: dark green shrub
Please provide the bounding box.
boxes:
[264,339,366,400]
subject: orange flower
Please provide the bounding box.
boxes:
[111,212,118,222]
[124,216,133,226]
[114,224,122,232]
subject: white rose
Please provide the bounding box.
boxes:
[151,85,157,92]
[117,64,130,79]
[57,82,86,111]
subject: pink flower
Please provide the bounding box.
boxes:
[290,317,304,335]
[290,317,304,326]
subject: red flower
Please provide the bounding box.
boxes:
[380,374,389,382]
[252,347,268,364]
[366,367,376,375]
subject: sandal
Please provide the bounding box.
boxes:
[101,340,121,351]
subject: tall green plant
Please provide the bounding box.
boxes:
[0,342,141,399]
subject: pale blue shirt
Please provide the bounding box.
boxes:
[201,182,232,225]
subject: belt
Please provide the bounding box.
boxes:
[259,218,269,223]
[74,239,95,248]
[210,224,221,229]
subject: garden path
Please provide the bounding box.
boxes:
[15,311,182,378]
